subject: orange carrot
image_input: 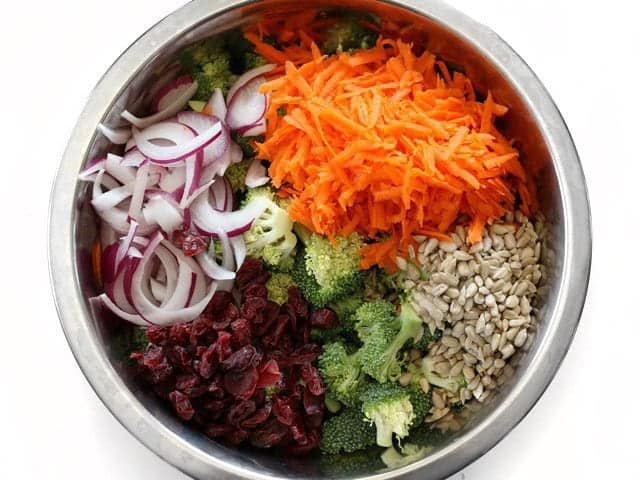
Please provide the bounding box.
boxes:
[247,31,533,270]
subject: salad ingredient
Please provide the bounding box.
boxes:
[97,123,131,145]
[318,341,366,407]
[245,158,269,188]
[242,187,298,271]
[355,301,423,383]
[321,14,378,54]
[292,232,364,308]
[320,448,386,476]
[407,213,544,417]
[256,38,535,270]
[265,272,296,305]
[225,158,252,192]
[319,408,377,454]
[179,39,235,101]
[152,74,199,113]
[360,383,428,447]
[130,259,325,451]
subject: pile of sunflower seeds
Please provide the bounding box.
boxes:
[400,211,545,425]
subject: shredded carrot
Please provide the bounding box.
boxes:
[92,239,103,287]
[246,31,535,270]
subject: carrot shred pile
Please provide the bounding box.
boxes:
[247,32,536,271]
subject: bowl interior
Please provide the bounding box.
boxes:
[71,1,564,478]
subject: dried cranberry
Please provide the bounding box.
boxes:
[303,387,324,416]
[250,418,290,448]
[166,345,192,372]
[189,316,213,345]
[168,323,191,345]
[215,331,233,362]
[263,314,290,348]
[287,429,320,455]
[175,374,207,398]
[305,412,324,429]
[263,301,281,324]
[202,398,232,420]
[221,345,259,372]
[310,308,338,329]
[146,326,169,345]
[289,412,307,444]
[205,291,234,316]
[199,344,218,379]
[243,282,268,300]
[227,400,257,427]
[230,318,252,348]
[300,364,324,396]
[241,403,272,428]
[169,391,195,421]
[224,303,240,321]
[211,315,231,331]
[241,297,268,321]
[235,258,265,289]
[256,360,282,389]
[286,287,309,320]
[280,344,321,366]
[172,229,208,257]
[272,397,296,426]
[136,345,173,384]
[224,367,258,400]
[207,374,225,399]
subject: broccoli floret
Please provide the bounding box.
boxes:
[264,385,279,402]
[356,302,423,383]
[243,187,297,271]
[292,232,364,308]
[413,324,443,351]
[322,14,378,54]
[232,131,264,159]
[320,408,377,454]
[319,341,366,407]
[320,447,385,476]
[224,159,251,193]
[325,396,343,414]
[224,29,268,74]
[179,38,235,102]
[360,383,416,447]
[419,356,467,393]
[381,425,445,468]
[265,272,295,304]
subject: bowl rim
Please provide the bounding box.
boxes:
[48,1,592,479]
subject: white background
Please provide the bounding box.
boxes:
[1,0,637,478]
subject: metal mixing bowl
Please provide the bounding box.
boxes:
[48,1,591,478]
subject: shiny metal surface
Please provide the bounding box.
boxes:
[48,1,591,479]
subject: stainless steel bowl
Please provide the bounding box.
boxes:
[49,1,591,478]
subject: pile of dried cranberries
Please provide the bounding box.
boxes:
[130,258,327,453]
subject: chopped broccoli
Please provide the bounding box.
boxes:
[225,159,251,193]
[264,385,280,402]
[355,302,423,383]
[265,272,295,304]
[179,38,235,102]
[322,14,378,54]
[320,447,385,476]
[319,341,366,407]
[277,106,287,117]
[320,408,377,454]
[360,383,416,447]
[224,29,268,73]
[418,356,467,393]
[232,131,264,159]
[243,187,297,271]
[381,425,445,467]
[413,324,443,351]
[292,232,364,308]
[325,396,343,414]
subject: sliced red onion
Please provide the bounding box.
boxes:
[128,163,150,221]
[216,229,235,292]
[122,148,146,167]
[226,64,275,104]
[150,278,167,303]
[177,111,230,166]
[105,153,137,185]
[180,151,203,208]
[99,293,150,326]
[205,88,227,119]
[122,78,198,129]
[239,118,267,137]
[79,157,106,180]
[159,165,186,193]
[142,194,183,234]
[114,220,138,274]
[226,76,268,131]
[230,236,247,269]
[191,189,269,237]
[196,251,236,280]
[145,62,182,107]
[210,177,228,211]
[152,75,196,113]
[230,140,243,164]
[223,177,234,212]
[98,123,132,145]
[100,223,118,249]
[133,119,224,164]
[245,158,270,188]
[180,178,215,209]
